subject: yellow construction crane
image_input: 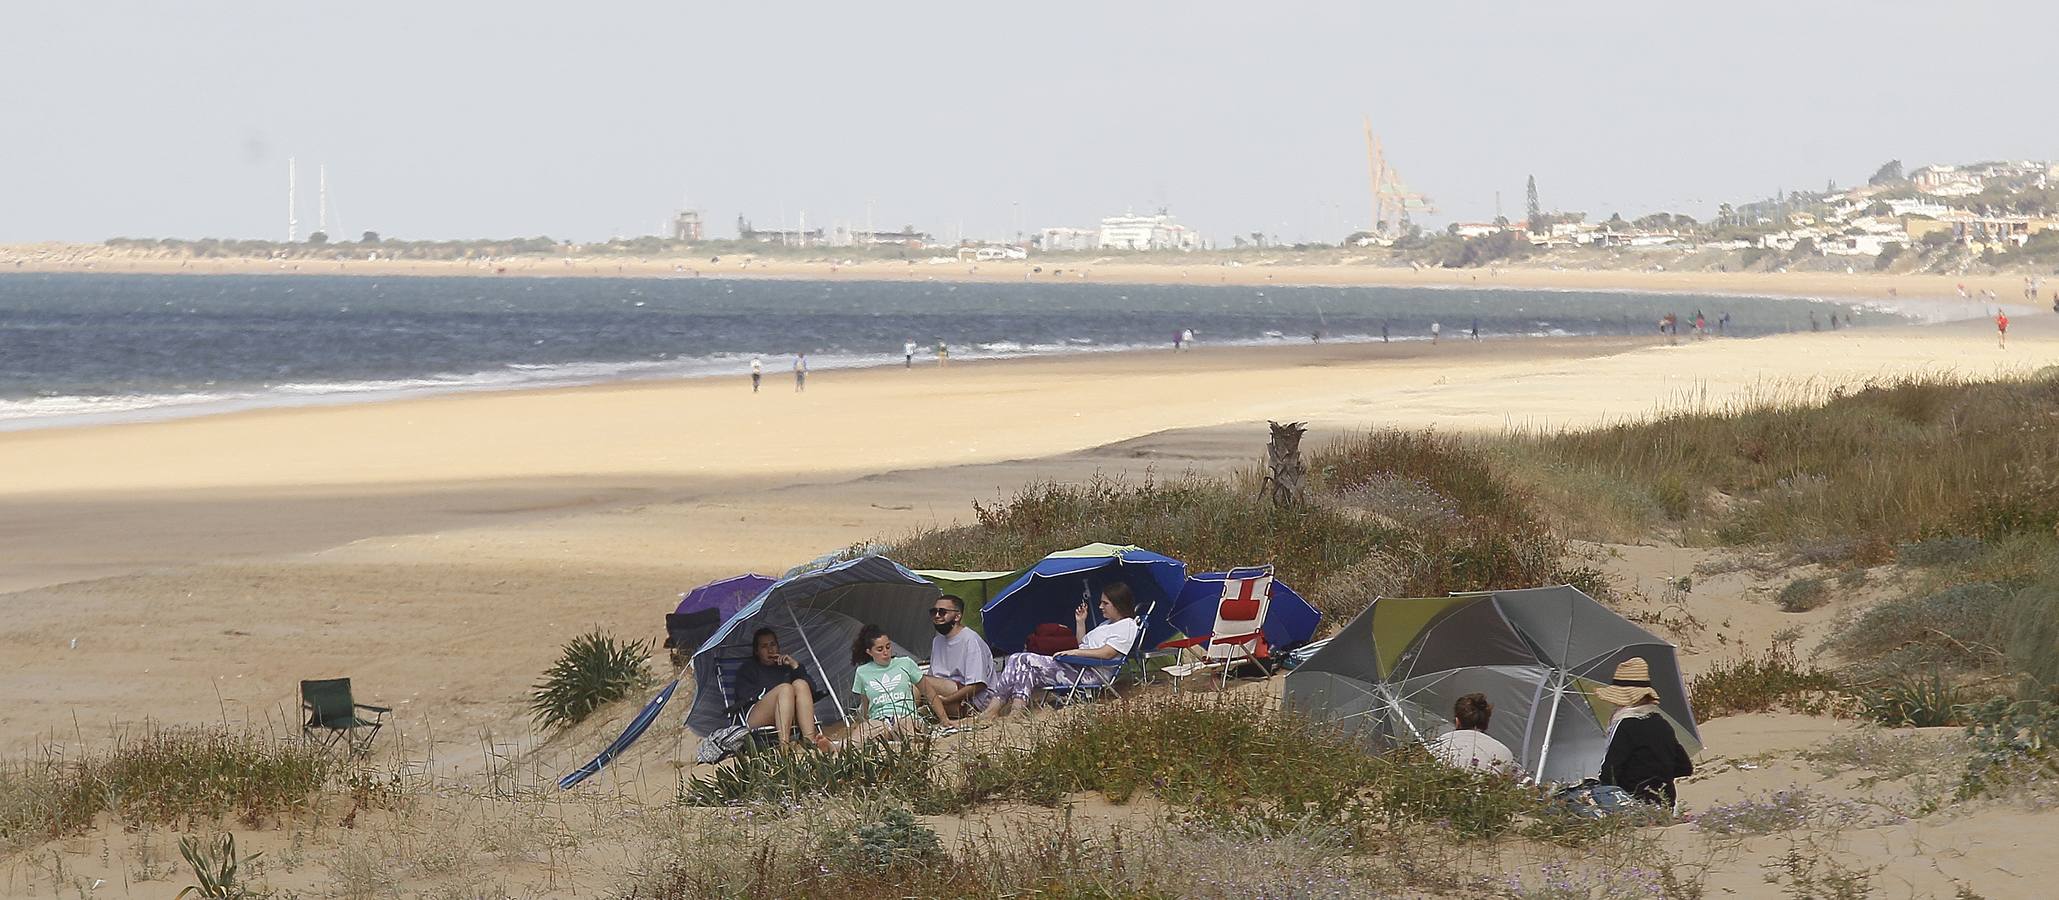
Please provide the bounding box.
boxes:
[1363,115,1434,236]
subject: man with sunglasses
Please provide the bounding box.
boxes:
[919,594,996,726]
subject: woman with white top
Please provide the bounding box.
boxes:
[981,582,1141,719]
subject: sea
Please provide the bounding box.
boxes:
[0,273,1896,430]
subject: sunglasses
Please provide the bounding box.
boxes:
[930,607,958,616]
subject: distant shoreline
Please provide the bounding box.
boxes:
[2,243,2045,306]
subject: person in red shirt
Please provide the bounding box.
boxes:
[1998,312,2009,349]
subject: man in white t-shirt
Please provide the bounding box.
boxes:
[920,594,997,725]
[1424,692,1519,774]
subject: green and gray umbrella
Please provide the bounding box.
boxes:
[1284,585,1700,784]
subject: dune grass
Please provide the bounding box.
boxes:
[890,428,1592,624]
[1492,372,2059,553]
[0,727,336,852]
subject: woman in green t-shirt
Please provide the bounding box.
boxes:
[849,624,925,745]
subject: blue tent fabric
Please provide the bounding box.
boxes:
[558,678,679,790]
[674,574,777,620]
[979,544,1187,655]
[685,555,941,736]
[1168,572,1322,651]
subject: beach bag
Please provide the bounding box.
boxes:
[1026,623,1079,655]
[695,724,753,765]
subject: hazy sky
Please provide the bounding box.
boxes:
[5,2,2056,245]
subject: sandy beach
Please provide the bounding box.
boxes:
[3,311,2052,745]
[3,287,2056,898]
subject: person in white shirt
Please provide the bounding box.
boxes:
[749,357,762,393]
[919,594,997,726]
[981,583,1140,719]
[904,340,917,368]
[1425,692,1519,775]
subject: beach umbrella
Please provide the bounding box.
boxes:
[666,573,777,654]
[683,556,940,736]
[912,567,1029,632]
[1283,585,1700,784]
[675,573,777,621]
[980,543,1186,655]
[1167,571,1322,651]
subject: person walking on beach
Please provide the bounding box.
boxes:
[1809,312,1819,333]
[750,356,762,393]
[904,340,916,368]
[1998,311,2009,349]
[1173,330,1183,352]
[1469,318,1479,341]
[1430,321,1441,344]
[936,339,949,368]
[1381,321,1390,343]
[794,353,808,392]
[1180,327,1194,351]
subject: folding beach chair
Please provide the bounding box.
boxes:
[1154,566,1275,692]
[300,678,390,755]
[1056,596,1160,705]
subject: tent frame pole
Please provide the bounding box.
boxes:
[787,604,851,730]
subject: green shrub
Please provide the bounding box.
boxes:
[818,807,943,875]
[1862,670,1968,727]
[529,629,651,730]
[176,833,263,899]
[1777,576,1830,612]
[1832,583,2010,676]
[1958,692,2059,800]
[1689,647,1844,719]
[1897,536,1985,566]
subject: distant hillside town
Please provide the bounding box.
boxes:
[64,155,2059,277]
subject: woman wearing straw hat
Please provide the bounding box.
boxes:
[1594,657,1694,807]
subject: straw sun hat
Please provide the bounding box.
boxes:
[1594,657,1662,707]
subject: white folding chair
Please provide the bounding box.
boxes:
[1156,566,1275,691]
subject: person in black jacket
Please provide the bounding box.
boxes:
[1594,657,1693,806]
[733,628,831,751]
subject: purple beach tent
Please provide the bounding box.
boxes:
[665,574,777,663]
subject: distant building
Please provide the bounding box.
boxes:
[737,215,824,247]
[671,210,704,242]
[1036,227,1100,252]
[1911,165,1984,197]
[1097,211,1201,251]
[832,226,931,248]
[1450,222,1510,238]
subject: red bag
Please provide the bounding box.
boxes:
[1025,623,1079,655]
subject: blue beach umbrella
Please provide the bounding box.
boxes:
[979,543,1186,655]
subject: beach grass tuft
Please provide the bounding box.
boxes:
[527,629,653,731]
[0,727,335,853]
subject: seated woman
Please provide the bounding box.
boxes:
[1594,657,1694,807]
[733,628,831,752]
[849,624,927,745]
[981,583,1140,719]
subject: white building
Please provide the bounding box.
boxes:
[1097,212,1202,252]
[1036,227,1100,252]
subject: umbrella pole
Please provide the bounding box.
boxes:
[787,604,851,731]
[1535,669,1565,783]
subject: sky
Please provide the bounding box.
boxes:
[4,1,2056,245]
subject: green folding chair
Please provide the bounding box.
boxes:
[300,678,390,754]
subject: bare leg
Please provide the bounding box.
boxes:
[771,684,797,745]
[788,679,830,751]
[920,676,959,726]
